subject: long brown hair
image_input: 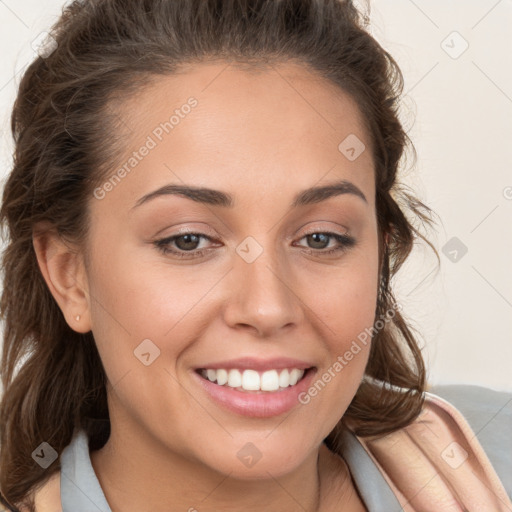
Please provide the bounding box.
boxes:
[0,0,439,509]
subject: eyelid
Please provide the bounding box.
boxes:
[296,223,350,238]
[158,222,351,244]
[158,224,219,238]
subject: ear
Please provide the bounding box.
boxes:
[32,221,92,333]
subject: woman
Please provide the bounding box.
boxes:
[0,0,510,510]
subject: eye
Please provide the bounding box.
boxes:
[153,229,356,260]
[294,231,356,256]
[154,232,216,259]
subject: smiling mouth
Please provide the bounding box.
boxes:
[195,367,315,393]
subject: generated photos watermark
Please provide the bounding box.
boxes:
[298,301,402,405]
[93,97,198,200]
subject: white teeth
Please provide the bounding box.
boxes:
[200,367,306,392]
[289,368,302,386]
[227,369,242,388]
[278,369,289,388]
[261,370,279,391]
[216,369,228,386]
[242,369,260,391]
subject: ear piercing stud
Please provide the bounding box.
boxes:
[75,315,81,321]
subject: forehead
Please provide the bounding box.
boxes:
[100,60,375,211]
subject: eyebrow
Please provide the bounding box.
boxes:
[131,179,367,211]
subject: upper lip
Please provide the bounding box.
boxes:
[195,357,315,372]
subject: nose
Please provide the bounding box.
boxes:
[222,242,304,338]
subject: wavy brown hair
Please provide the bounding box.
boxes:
[0,0,439,509]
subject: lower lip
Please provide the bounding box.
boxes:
[193,368,317,418]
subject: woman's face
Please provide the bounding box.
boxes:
[84,61,379,478]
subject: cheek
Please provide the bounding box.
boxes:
[313,279,378,338]
[304,250,380,345]
[301,248,379,397]
[299,272,377,426]
[85,237,220,375]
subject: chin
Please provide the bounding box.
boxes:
[194,435,318,480]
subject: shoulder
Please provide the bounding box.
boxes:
[428,384,512,497]
[355,385,512,511]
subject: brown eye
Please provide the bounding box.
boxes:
[295,232,356,256]
[154,232,216,259]
[305,233,330,249]
[173,234,202,251]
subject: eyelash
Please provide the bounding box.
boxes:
[153,229,356,260]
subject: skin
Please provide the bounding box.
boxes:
[33,61,380,511]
